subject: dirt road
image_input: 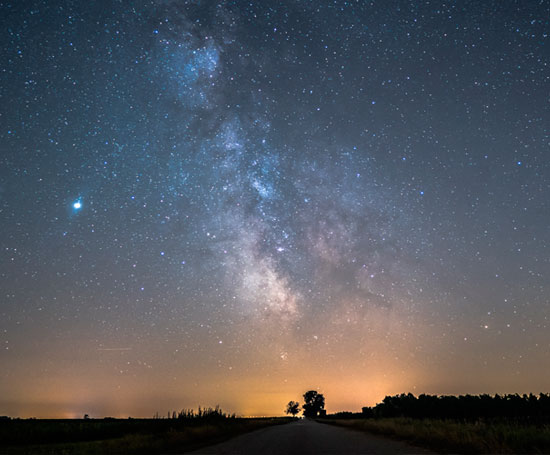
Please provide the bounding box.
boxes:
[186,419,435,454]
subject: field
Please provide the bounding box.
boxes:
[0,416,293,454]
[321,417,550,454]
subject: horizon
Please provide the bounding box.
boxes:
[1,1,548,420]
[5,387,550,420]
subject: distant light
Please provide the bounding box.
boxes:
[73,201,82,209]
[517,161,522,166]
[419,191,424,195]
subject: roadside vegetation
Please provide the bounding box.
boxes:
[321,393,550,454]
[322,417,550,454]
[0,407,294,454]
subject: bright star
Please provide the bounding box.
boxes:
[73,201,82,209]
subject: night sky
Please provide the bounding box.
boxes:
[1,0,549,418]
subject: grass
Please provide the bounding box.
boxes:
[320,417,550,454]
[0,418,293,454]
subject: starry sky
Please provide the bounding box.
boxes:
[1,0,549,418]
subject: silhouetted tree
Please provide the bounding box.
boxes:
[285,401,300,417]
[303,390,325,417]
[361,407,374,418]
[363,393,550,422]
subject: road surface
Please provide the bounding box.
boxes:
[186,419,435,454]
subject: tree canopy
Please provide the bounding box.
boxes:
[302,390,325,417]
[366,393,550,421]
[285,401,300,417]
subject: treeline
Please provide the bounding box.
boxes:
[356,393,550,421]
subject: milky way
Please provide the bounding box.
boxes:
[1,0,549,417]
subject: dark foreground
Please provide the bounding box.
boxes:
[325,417,550,454]
[5,416,549,454]
[0,417,291,454]
[187,419,434,454]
